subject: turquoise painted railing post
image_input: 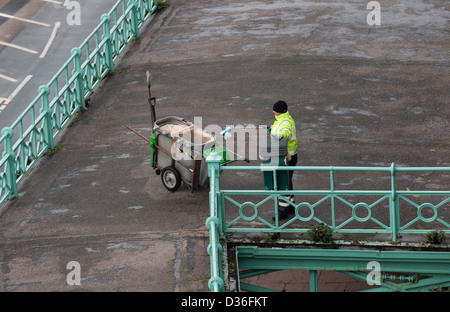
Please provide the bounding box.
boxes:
[309,270,318,292]
[128,0,139,38]
[206,152,225,292]
[330,167,336,230]
[207,152,223,234]
[38,85,54,150]
[147,0,155,17]
[71,48,85,110]
[101,14,114,73]
[390,163,399,242]
[1,127,17,199]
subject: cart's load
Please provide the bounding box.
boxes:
[159,124,189,139]
[178,124,215,146]
[153,116,218,191]
[157,121,215,160]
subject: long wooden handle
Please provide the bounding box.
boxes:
[146,71,151,87]
[146,71,155,131]
[125,125,193,172]
[125,124,150,142]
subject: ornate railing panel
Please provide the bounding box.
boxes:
[205,152,450,291]
[207,158,450,240]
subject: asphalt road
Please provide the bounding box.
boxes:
[0,0,448,294]
[0,0,119,128]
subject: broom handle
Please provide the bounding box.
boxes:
[125,125,150,143]
[146,71,155,131]
[125,125,193,172]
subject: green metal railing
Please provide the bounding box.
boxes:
[236,246,450,292]
[0,0,157,207]
[205,152,450,291]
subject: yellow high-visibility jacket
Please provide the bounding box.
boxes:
[270,111,298,156]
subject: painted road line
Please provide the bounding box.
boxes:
[1,75,33,106]
[0,73,18,83]
[42,0,63,4]
[0,40,38,54]
[0,12,50,27]
[0,97,9,112]
[40,21,61,58]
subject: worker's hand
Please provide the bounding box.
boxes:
[271,133,282,140]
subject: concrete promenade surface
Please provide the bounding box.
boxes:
[0,0,449,292]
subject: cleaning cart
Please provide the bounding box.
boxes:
[151,115,230,192]
[127,71,245,192]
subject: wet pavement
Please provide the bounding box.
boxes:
[0,0,448,292]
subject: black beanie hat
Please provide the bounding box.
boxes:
[273,100,288,113]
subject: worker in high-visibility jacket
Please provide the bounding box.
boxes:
[270,100,298,219]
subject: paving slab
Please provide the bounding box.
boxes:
[0,0,448,292]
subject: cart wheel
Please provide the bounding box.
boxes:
[161,166,181,192]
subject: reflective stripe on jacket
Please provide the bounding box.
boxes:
[270,111,298,156]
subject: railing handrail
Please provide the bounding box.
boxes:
[220,165,450,172]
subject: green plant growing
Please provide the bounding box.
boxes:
[155,0,170,11]
[307,223,333,243]
[426,230,446,244]
[43,144,64,156]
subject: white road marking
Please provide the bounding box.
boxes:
[7,75,33,104]
[40,21,61,58]
[0,40,38,54]
[0,75,33,111]
[0,12,50,27]
[0,100,8,112]
[42,0,63,4]
[0,73,18,83]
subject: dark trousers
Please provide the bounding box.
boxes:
[278,153,298,217]
[287,153,298,190]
